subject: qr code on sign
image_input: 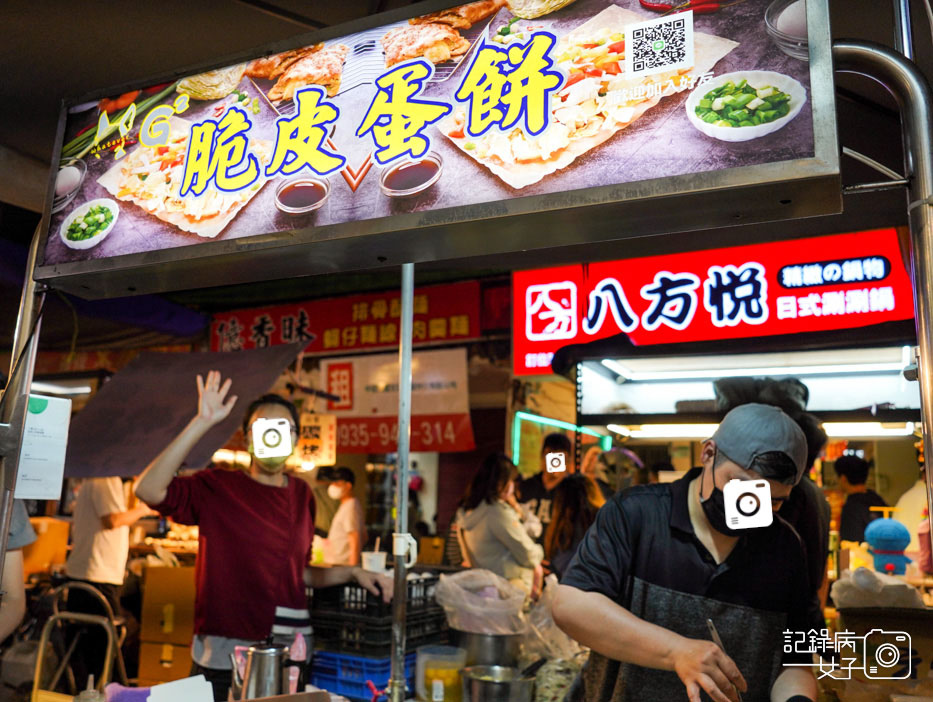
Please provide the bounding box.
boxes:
[625,12,695,78]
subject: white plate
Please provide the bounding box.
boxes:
[686,70,807,143]
[59,198,119,250]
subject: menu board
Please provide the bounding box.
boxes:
[38,0,836,297]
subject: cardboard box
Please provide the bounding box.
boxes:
[818,607,933,699]
[141,566,196,645]
[418,537,445,566]
[139,642,191,684]
[22,518,70,577]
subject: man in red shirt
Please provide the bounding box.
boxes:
[136,371,391,701]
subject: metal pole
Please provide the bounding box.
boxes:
[0,225,45,600]
[388,262,414,702]
[833,39,933,576]
[892,0,914,60]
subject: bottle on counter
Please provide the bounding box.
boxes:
[828,520,840,581]
[75,675,106,702]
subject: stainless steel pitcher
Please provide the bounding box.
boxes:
[229,640,300,700]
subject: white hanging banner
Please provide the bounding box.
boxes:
[319,348,474,453]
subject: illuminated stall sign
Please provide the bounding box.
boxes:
[210,281,479,353]
[37,0,837,298]
[512,229,915,375]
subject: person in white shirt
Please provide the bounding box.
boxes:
[323,467,366,567]
[895,467,928,553]
[65,476,153,688]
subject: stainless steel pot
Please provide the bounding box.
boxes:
[449,629,521,667]
[461,665,534,702]
[229,641,300,700]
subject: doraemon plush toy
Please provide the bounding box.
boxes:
[865,517,912,575]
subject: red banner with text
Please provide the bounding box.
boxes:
[211,281,480,354]
[513,229,914,375]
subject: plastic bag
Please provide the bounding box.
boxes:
[523,576,583,662]
[830,567,924,609]
[435,569,527,635]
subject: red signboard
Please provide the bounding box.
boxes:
[513,229,915,375]
[210,281,480,353]
[334,415,475,453]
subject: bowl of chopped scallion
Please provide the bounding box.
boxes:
[685,71,806,142]
[59,199,119,250]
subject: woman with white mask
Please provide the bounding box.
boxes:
[324,467,367,566]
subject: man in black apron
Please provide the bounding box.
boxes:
[555,403,817,702]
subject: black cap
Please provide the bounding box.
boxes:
[331,466,355,485]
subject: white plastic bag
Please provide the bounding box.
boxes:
[524,576,585,702]
[830,567,924,609]
[524,575,583,661]
[435,569,527,635]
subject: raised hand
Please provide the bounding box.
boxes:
[195,370,238,427]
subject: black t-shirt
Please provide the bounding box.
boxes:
[840,490,888,542]
[516,472,554,543]
[562,468,812,701]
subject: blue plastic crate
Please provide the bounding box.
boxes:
[310,650,416,701]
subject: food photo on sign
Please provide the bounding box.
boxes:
[44,0,814,266]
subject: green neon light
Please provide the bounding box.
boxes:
[511,411,612,466]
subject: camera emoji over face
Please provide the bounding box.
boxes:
[252,417,294,459]
[723,478,773,530]
[546,452,567,473]
[860,629,912,679]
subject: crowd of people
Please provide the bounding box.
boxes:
[452,401,930,702]
[2,370,931,702]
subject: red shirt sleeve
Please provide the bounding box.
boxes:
[153,474,205,525]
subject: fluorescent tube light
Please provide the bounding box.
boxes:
[822,422,916,438]
[607,422,916,440]
[601,359,905,382]
[608,423,719,439]
[31,381,93,395]
[511,411,612,465]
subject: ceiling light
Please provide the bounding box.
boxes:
[608,423,720,439]
[601,359,906,382]
[31,381,93,395]
[607,421,917,440]
[822,422,916,438]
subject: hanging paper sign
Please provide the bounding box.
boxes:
[298,412,337,468]
[15,395,72,500]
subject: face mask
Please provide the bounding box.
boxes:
[254,455,289,474]
[700,456,743,537]
[327,484,345,500]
